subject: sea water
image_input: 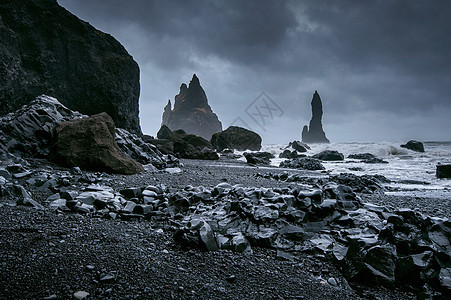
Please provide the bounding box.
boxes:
[249,142,451,199]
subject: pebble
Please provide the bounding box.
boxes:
[327,277,338,286]
[73,291,89,299]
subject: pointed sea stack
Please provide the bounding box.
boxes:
[161,74,222,140]
[302,91,330,143]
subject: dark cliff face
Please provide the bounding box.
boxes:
[0,0,141,134]
[161,74,222,140]
[302,91,330,143]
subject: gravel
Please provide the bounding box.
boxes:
[1,157,445,299]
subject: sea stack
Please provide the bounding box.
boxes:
[161,74,222,140]
[302,91,330,143]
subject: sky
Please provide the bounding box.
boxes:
[58,0,451,144]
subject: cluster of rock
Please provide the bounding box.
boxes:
[150,125,218,160]
[0,0,141,134]
[0,95,177,174]
[348,153,388,164]
[302,91,330,144]
[161,74,222,140]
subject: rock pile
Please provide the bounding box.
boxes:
[0,95,176,171]
[2,158,450,297]
[151,126,218,160]
[280,157,325,171]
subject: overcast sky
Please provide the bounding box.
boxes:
[58,0,451,143]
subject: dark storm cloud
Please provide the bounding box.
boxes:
[58,0,451,142]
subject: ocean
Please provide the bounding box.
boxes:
[237,141,451,199]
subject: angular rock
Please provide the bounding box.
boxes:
[288,141,309,152]
[0,0,141,134]
[302,91,330,143]
[400,140,425,152]
[348,153,388,164]
[49,112,143,174]
[210,126,262,151]
[161,74,222,140]
[244,152,273,165]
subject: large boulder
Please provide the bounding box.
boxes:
[279,157,325,170]
[302,91,330,143]
[210,126,262,151]
[49,112,143,174]
[161,74,222,140]
[400,140,425,153]
[0,0,141,134]
[313,150,344,161]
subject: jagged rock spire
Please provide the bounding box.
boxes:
[302,90,330,143]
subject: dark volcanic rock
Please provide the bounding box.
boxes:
[161,74,222,140]
[210,126,262,151]
[244,152,273,165]
[0,0,141,134]
[49,112,143,174]
[279,150,304,159]
[313,150,344,161]
[289,140,309,152]
[437,164,451,178]
[302,91,330,143]
[348,153,388,164]
[279,157,325,170]
[400,140,425,152]
[0,95,84,157]
[152,126,218,160]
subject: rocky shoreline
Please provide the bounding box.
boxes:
[1,158,449,299]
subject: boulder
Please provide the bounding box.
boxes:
[279,150,304,159]
[313,150,344,161]
[211,126,262,151]
[49,112,143,174]
[244,152,273,165]
[0,0,140,134]
[279,157,325,170]
[400,140,425,152]
[437,164,451,179]
[288,141,309,152]
[302,91,330,143]
[161,74,222,140]
[348,153,388,164]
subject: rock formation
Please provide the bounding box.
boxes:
[400,140,425,152]
[302,91,330,143]
[161,74,222,140]
[210,126,262,152]
[0,0,141,134]
[49,112,144,175]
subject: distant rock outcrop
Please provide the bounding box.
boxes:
[0,0,141,134]
[210,126,262,152]
[302,91,330,143]
[400,140,425,153]
[161,74,222,140]
[49,113,143,175]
